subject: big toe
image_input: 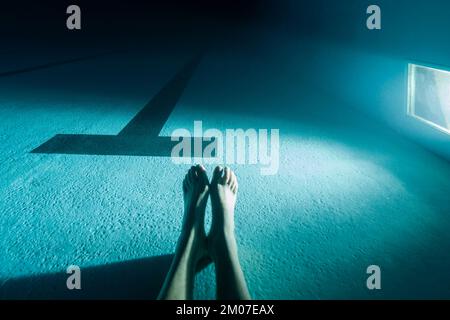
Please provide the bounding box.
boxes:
[196,165,209,188]
[188,166,197,181]
[220,167,231,185]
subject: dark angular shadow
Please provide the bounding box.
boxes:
[0,51,119,78]
[32,135,209,157]
[0,255,173,300]
[31,54,210,158]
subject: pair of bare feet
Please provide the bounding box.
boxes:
[158,165,250,300]
[181,165,238,267]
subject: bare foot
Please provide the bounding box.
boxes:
[208,166,238,259]
[180,165,210,266]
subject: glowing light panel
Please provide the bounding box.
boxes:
[408,63,450,135]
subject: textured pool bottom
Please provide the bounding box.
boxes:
[1,45,450,299]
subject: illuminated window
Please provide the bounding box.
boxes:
[408,63,450,135]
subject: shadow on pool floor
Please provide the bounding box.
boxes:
[0,254,173,300]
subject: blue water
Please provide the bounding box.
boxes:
[1,32,450,299]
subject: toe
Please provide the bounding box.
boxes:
[229,180,236,191]
[196,164,209,186]
[189,166,197,182]
[222,167,231,185]
[211,166,223,184]
[230,170,237,185]
[229,170,238,193]
[233,180,238,194]
[184,173,191,187]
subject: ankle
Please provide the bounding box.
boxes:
[209,230,238,257]
[210,223,235,239]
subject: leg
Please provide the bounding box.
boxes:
[158,165,210,300]
[209,166,251,300]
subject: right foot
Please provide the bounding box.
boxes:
[208,166,238,258]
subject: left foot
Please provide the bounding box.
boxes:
[179,165,210,267]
